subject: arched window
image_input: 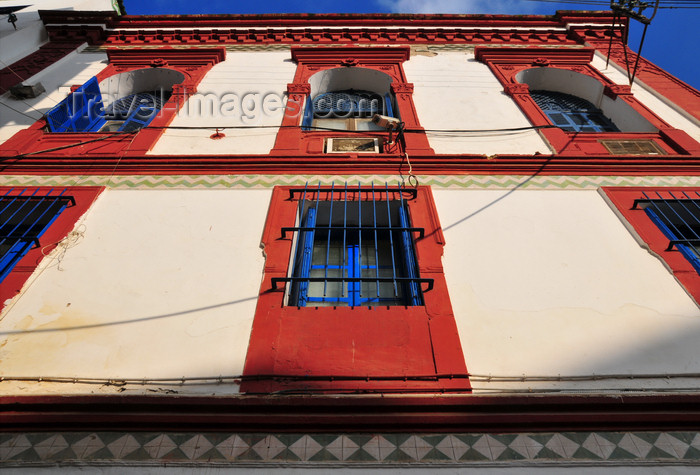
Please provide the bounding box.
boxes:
[530,90,619,133]
[98,91,171,133]
[45,68,184,133]
[302,89,393,131]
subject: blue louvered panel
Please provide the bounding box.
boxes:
[45,77,105,133]
[104,92,169,132]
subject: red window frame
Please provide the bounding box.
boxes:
[0,186,104,307]
[272,47,434,156]
[241,185,470,394]
[603,186,700,303]
[0,48,225,158]
[475,47,700,156]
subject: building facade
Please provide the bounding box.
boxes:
[1,2,700,472]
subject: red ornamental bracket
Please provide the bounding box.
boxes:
[340,57,359,67]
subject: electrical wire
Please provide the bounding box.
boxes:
[0,100,42,121]
[0,123,557,158]
[13,131,137,157]
[3,371,700,387]
[520,0,700,7]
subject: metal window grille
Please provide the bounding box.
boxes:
[271,183,432,307]
[0,188,74,282]
[530,90,619,133]
[633,191,700,274]
[313,90,383,118]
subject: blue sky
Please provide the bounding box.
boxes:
[124,0,699,90]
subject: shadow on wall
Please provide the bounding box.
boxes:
[570,320,700,378]
[0,296,258,336]
[1,54,109,128]
[441,156,554,234]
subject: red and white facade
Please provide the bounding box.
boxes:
[1,3,700,472]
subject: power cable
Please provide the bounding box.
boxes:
[15,131,138,157]
[520,0,700,6]
[2,123,557,158]
[0,100,42,121]
[3,371,700,387]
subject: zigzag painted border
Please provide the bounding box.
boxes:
[0,175,698,189]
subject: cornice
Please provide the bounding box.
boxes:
[2,393,700,432]
[39,10,618,28]
[475,46,595,64]
[37,10,622,49]
[106,47,226,67]
[291,46,410,64]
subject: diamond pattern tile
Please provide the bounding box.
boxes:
[215,435,249,460]
[107,435,141,459]
[180,435,214,460]
[0,435,33,461]
[70,434,105,459]
[1,431,699,466]
[33,435,69,460]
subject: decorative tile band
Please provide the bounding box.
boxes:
[1,431,700,466]
[0,175,698,190]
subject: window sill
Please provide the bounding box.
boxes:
[542,129,688,156]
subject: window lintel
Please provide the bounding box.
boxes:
[291,46,410,65]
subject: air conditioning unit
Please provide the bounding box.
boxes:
[325,137,380,153]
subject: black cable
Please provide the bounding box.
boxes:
[520,0,700,4]
[17,131,138,157]
[631,22,649,84]
[0,100,42,121]
[146,124,558,133]
[605,13,619,69]
[1,121,558,158]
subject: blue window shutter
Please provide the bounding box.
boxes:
[46,76,105,132]
[302,96,313,130]
[531,90,619,133]
[118,103,158,132]
[384,93,394,118]
[348,244,361,306]
[399,206,421,306]
[0,240,33,282]
[544,110,578,130]
[45,98,73,132]
[295,207,317,306]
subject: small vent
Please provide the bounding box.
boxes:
[600,140,666,155]
[325,137,380,153]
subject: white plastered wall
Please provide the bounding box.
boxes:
[0,0,114,67]
[148,51,297,155]
[0,49,107,143]
[403,50,551,155]
[434,189,700,392]
[0,189,268,395]
[591,53,700,141]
